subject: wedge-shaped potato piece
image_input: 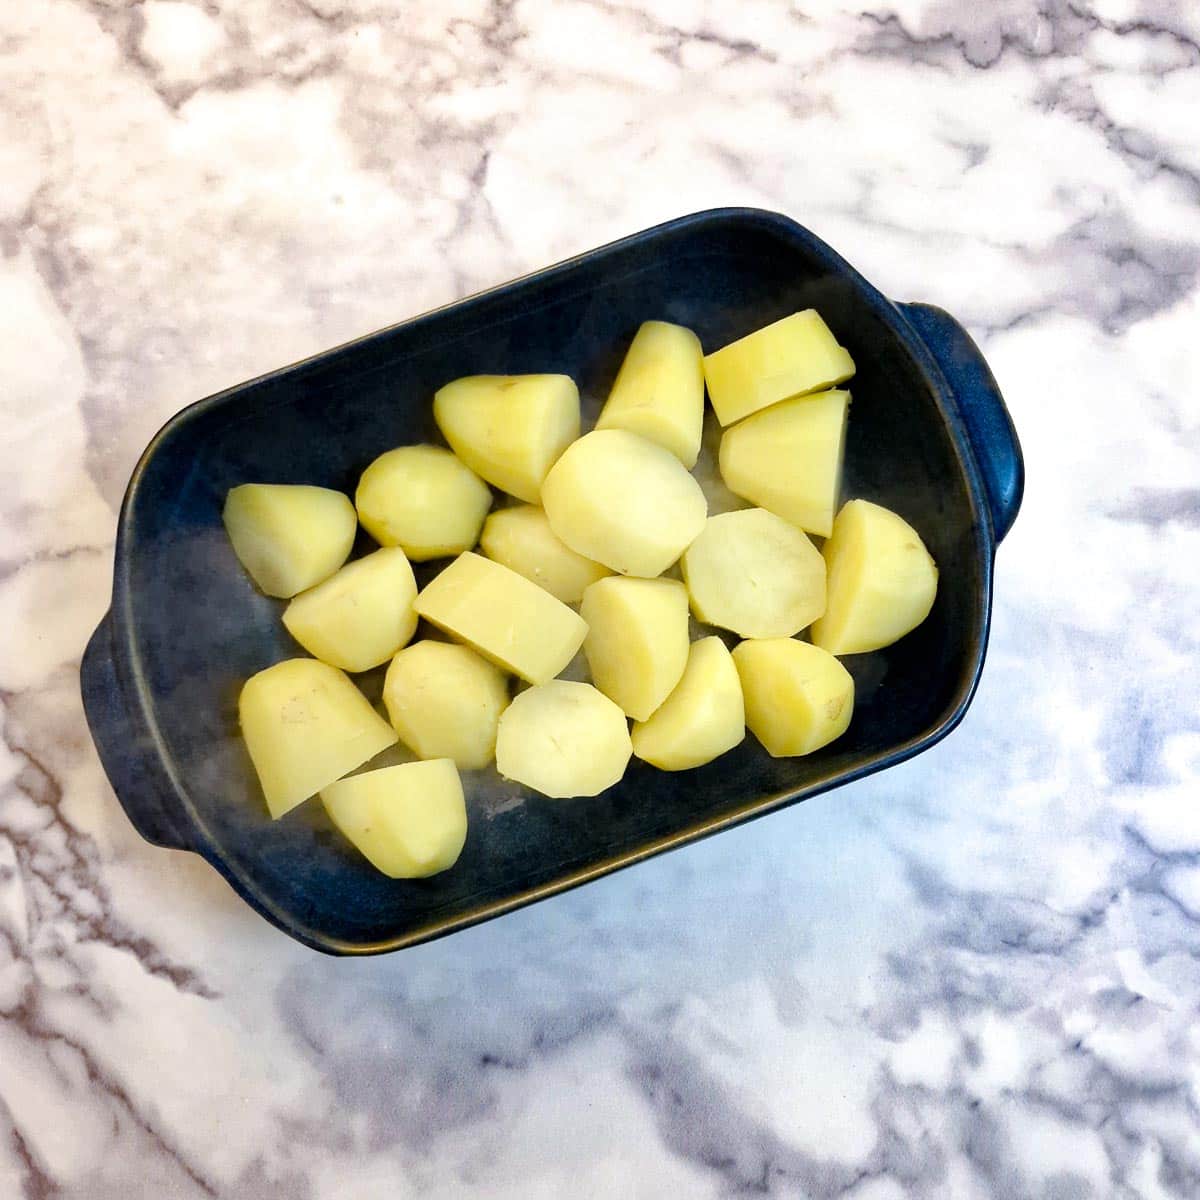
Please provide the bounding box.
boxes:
[239,659,398,818]
[631,636,744,770]
[433,374,580,502]
[479,504,610,603]
[703,310,855,426]
[321,759,467,878]
[719,389,850,538]
[223,484,356,598]
[732,639,853,757]
[541,429,707,577]
[811,499,938,655]
[496,680,631,798]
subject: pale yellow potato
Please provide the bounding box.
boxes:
[719,389,850,538]
[732,639,854,757]
[239,658,398,818]
[541,429,707,577]
[355,444,491,561]
[495,680,632,798]
[580,577,689,721]
[320,759,467,878]
[703,310,856,426]
[383,640,509,769]
[282,547,418,672]
[595,321,704,467]
[811,499,938,655]
[631,636,745,770]
[681,508,826,638]
[433,374,580,502]
[414,552,587,684]
[223,484,356,598]
[479,504,610,603]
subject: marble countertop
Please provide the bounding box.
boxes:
[3,1,1199,1196]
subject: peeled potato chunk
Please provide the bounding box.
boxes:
[321,759,467,878]
[414,552,587,684]
[541,429,707,577]
[496,680,632,798]
[732,639,854,757]
[595,321,704,467]
[719,389,850,538]
[681,508,826,638]
[811,499,938,655]
[479,504,610,603]
[223,484,356,598]
[282,547,418,672]
[631,636,745,770]
[239,659,398,818]
[433,374,580,503]
[703,310,856,426]
[383,640,509,769]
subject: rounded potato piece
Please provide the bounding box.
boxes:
[355,444,492,561]
[479,504,610,603]
[496,680,632,798]
[732,639,853,757]
[580,577,689,721]
[433,374,580,503]
[239,659,398,818]
[681,508,826,638]
[282,547,418,672]
[223,484,356,598]
[631,636,745,770]
[810,499,938,655]
[320,759,467,878]
[541,429,707,577]
[383,640,509,769]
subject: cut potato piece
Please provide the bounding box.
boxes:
[681,508,826,638]
[321,759,467,878]
[631,637,744,770]
[282,547,418,673]
[719,389,850,538]
[239,659,398,819]
[703,310,856,426]
[433,374,580,502]
[811,499,938,655]
[479,504,610,603]
[595,321,704,467]
[580,577,689,721]
[355,445,491,561]
[414,552,587,684]
[541,429,707,577]
[223,484,356,598]
[732,639,854,757]
[496,680,632,798]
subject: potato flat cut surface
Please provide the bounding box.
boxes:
[479,504,610,603]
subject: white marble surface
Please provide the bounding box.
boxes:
[3,1,1199,1196]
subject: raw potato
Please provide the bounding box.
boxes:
[320,759,467,878]
[595,321,704,467]
[541,429,707,577]
[223,484,356,598]
[581,577,689,721]
[681,508,826,638]
[703,310,856,426]
[811,499,938,655]
[355,444,492,561]
[496,680,632,798]
[433,374,580,502]
[239,659,398,819]
[383,640,509,769]
[479,504,610,603]
[719,389,850,538]
[631,637,745,770]
[414,552,588,684]
[282,547,418,672]
[732,639,854,757]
